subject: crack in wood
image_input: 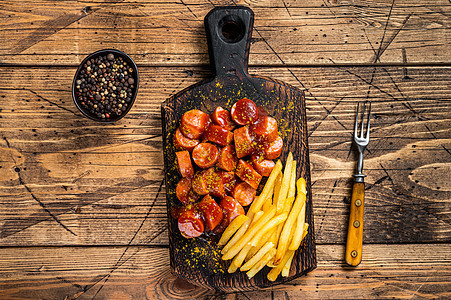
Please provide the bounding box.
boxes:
[322,0,337,18]
[26,88,80,116]
[71,170,91,183]
[81,133,163,153]
[424,124,451,157]
[401,48,412,80]
[1,137,77,237]
[375,14,412,63]
[372,0,396,63]
[89,178,165,299]
[0,178,157,239]
[281,0,293,19]
[285,291,291,300]
[180,0,199,20]
[317,179,339,233]
[252,26,333,131]
[308,98,343,138]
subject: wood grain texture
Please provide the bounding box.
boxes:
[0,0,450,65]
[0,65,450,247]
[161,6,315,290]
[0,244,450,299]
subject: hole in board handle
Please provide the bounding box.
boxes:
[218,15,245,44]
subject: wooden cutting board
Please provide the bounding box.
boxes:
[161,6,316,292]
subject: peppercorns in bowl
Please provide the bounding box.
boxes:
[72,49,139,122]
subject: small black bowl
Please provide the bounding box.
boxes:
[72,49,139,123]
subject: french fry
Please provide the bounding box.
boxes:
[269,226,278,245]
[287,161,297,199]
[230,243,253,272]
[262,197,272,212]
[222,207,264,254]
[267,250,295,281]
[272,172,283,208]
[274,179,306,265]
[250,212,288,247]
[222,206,276,260]
[282,225,309,276]
[268,220,296,268]
[221,214,253,254]
[283,161,297,212]
[289,200,306,250]
[302,223,309,239]
[251,160,282,213]
[247,248,276,279]
[288,178,307,250]
[273,223,284,248]
[276,152,293,213]
[252,211,264,224]
[283,196,295,213]
[222,193,263,254]
[281,251,295,277]
[297,177,306,194]
[228,261,239,273]
[241,242,274,271]
[261,183,276,212]
[218,215,249,247]
[247,226,276,261]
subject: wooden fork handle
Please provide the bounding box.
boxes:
[345,181,365,266]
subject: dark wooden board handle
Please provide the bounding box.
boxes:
[346,182,365,266]
[204,6,254,78]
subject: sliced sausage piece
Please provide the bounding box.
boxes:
[234,126,255,158]
[192,171,209,195]
[176,151,194,178]
[204,124,233,146]
[217,144,238,172]
[176,177,191,204]
[231,98,259,125]
[233,182,257,206]
[218,170,237,194]
[192,143,219,169]
[264,135,283,160]
[176,184,199,205]
[197,195,224,231]
[178,207,204,238]
[251,154,276,177]
[202,167,226,199]
[220,196,245,225]
[174,127,200,151]
[250,116,278,144]
[180,109,210,139]
[171,204,193,220]
[235,159,263,189]
[211,106,234,130]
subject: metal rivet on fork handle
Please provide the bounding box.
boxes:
[351,250,358,258]
[355,199,362,207]
[353,220,360,228]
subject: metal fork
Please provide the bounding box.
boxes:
[345,101,371,266]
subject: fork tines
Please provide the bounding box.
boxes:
[354,101,371,142]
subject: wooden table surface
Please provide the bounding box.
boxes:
[1,0,450,299]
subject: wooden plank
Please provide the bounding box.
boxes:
[0,66,450,246]
[0,0,450,65]
[0,244,449,299]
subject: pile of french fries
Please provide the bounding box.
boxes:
[218,152,309,281]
